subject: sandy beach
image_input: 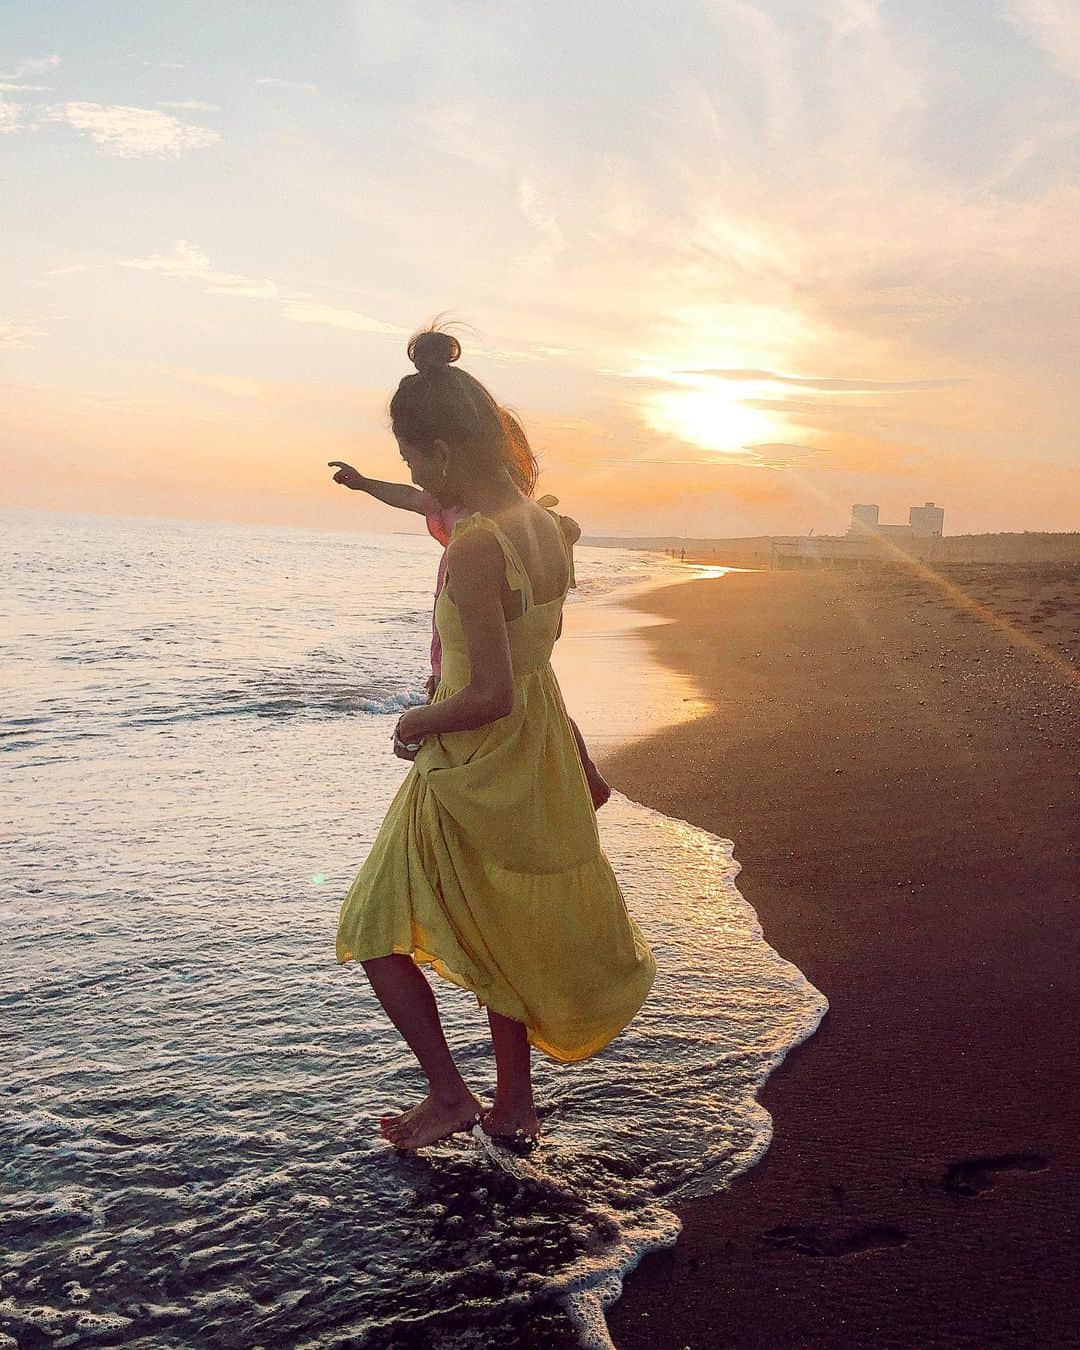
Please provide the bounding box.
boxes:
[599,562,1080,1348]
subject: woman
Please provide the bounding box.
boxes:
[326,458,611,807]
[335,327,656,1151]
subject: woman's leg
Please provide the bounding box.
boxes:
[484,1009,541,1140]
[362,954,480,1148]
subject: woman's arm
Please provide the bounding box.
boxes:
[396,530,513,744]
[328,461,427,513]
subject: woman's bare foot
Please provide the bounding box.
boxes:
[480,1100,541,1147]
[379,1088,482,1151]
[584,761,611,810]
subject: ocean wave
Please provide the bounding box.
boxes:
[1,515,825,1347]
[1,788,825,1348]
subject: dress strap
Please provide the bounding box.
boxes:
[450,513,535,610]
[543,505,578,592]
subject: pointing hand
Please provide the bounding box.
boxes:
[328,461,365,490]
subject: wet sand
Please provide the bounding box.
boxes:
[600,562,1080,1348]
[551,567,714,759]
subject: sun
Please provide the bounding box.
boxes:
[642,383,777,456]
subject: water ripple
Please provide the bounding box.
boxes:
[1,514,825,1346]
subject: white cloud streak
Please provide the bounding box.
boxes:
[715,1,801,145]
[0,320,39,349]
[0,96,21,134]
[254,77,318,91]
[122,241,278,298]
[158,99,220,112]
[169,368,271,398]
[0,55,60,132]
[745,441,832,468]
[278,300,405,335]
[676,369,966,391]
[1004,0,1080,82]
[2,54,60,79]
[47,102,220,158]
[122,241,404,338]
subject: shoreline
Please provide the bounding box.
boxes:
[597,562,1079,1348]
[551,561,718,760]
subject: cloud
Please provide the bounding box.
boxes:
[744,441,831,469]
[169,368,271,398]
[413,98,513,173]
[0,97,21,134]
[122,241,404,338]
[820,0,879,37]
[597,455,752,467]
[516,174,564,266]
[45,263,90,276]
[700,0,925,169]
[2,54,60,78]
[741,396,882,415]
[0,57,57,124]
[279,300,405,336]
[1004,0,1080,82]
[410,100,565,287]
[0,320,39,349]
[159,368,390,418]
[122,241,278,298]
[351,0,532,74]
[709,1,801,146]
[594,439,829,472]
[158,99,220,112]
[675,368,966,392]
[255,77,318,91]
[47,102,220,158]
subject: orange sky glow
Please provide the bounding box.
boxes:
[2,2,1078,538]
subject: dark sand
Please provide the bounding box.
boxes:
[601,563,1080,1349]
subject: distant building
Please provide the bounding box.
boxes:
[908,501,945,537]
[848,501,945,539]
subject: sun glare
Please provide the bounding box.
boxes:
[643,384,777,456]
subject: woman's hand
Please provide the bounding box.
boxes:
[392,710,426,761]
[328,461,366,490]
[383,530,514,748]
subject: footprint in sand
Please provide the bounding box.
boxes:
[761,1223,909,1258]
[940,1151,1049,1197]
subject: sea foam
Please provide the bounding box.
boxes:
[1,511,826,1346]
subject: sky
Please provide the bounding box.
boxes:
[2,0,1078,538]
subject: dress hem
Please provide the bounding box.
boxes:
[336,940,650,1064]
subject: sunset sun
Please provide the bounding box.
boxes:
[643,383,778,457]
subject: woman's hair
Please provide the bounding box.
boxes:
[389,325,539,496]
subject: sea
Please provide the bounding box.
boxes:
[1,510,827,1348]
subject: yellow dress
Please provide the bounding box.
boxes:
[336,510,656,1062]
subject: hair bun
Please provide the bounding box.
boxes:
[408,328,462,375]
